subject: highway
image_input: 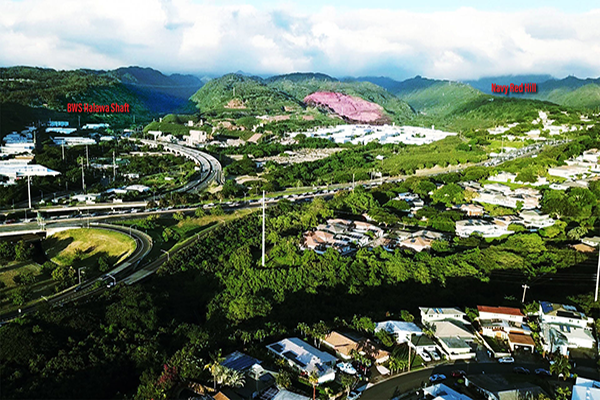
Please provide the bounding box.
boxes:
[136,138,224,192]
[0,222,152,324]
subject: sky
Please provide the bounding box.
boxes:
[1,0,600,81]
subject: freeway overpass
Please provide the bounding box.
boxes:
[0,222,153,324]
[137,138,224,189]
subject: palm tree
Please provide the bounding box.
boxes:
[422,321,436,338]
[550,355,571,380]
[204,350,225,389]
[388,355,408,373]
[308,371,319,400]
[223,368,246,388]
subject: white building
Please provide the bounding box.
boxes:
[82,123,109,130]
[539,302,592,329]
[48,120,69,127]
[540,323,595,356]
[476,306,531,340]
[375,321,423,344]
[266,338,337,383]
[423,384,473,400]
[52,137,96,146]
[455,220,512,238]
[489,172,518,183]
[0,159,60,180]
[572,377,600,400]
[291,124,456,146]
[125,184,150,193]
[548,165,591,179]
[46,127,77,134]
[2,132,35,154]
[519,210,555,229]
[185,129,208,146]
[420,307,467,324]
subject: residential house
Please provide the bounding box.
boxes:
[572,377,600,400]
[483,183,513,195]
[302,219,382,254]
[456,220,512,238]
[266,338,337,384]
[540,323,596,356]
[489,172,518,183]
[477,306,531,341]
[423,384,474,400]
[459,204,485,217]
[412,230,445,241]
[420,307,468,324]
[507,333,535,352]
[375,321,423,345]
[321,331,389,364]
[400,236,432,252]
[539,302,592,329]
[548,165,590,179]
[582,237,600,247]
[493,215,523,229]
[431,320,476,360]
[465,374,547,400]
[519,210,555,229]
[220,352,277,400]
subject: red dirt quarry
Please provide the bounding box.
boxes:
[303,91,390,124]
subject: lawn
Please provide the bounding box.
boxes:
[0,261,43,289]
[43,228,136,268]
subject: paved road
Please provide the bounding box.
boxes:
[0,222,153,323]
[362,360,599,400]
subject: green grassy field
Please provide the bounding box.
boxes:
[43,228,136,268]
[0,262,43,289]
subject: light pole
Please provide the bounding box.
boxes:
[161,249,170,261]
[106,274,116,287]
[521,284,530,303]
[78,267,86,285]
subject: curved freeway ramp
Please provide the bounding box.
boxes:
[0,223,153,324]
[137,139,224,191]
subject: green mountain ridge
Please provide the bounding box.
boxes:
[0,66,203,131]
[191,72,415,122]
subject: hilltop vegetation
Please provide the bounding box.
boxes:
[0,66,202,128]
[189,73,415,123]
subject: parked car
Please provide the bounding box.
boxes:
[498,357,515,364]
[513,367,530,375]
[451,370,466,378]
[429,350,441,361]
[429,374,446,383]
[347,391,361,400]
[535,369,551,376]
[337,362,357,375]
[419,351,432,362]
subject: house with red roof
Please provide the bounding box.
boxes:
[477,305,531,341]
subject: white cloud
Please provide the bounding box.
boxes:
[0,0,599,79]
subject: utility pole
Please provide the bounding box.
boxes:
[262,191,266,267]
[521,284,530,303]
[408,333,412,372]
[62,142,65,160]
[352,173,355,190]
[595,249,600,302]
[78,267,86,285]
[27,175,32,209]
[113,151,116,181]
[86,145,89,167]
[81,157,86,193]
